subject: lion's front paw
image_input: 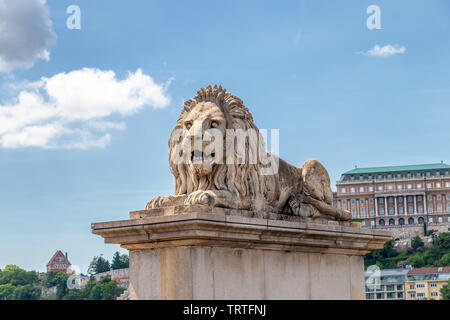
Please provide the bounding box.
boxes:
[184,191,216,206]
[146,196,168,209]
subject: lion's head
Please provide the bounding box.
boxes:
[168,85,273,203]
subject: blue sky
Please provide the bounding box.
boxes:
[0,0,449,272]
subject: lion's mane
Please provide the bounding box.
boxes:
[168,85,275,207]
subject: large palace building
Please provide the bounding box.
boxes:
[335,163,450,229]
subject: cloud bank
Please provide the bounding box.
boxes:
[365,44,406,57]
[0,0,55,72]
[0,68,172,149]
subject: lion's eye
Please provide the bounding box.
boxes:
[211,121,219,128]
[185,122,192,129]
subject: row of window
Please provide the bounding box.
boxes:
[366,292,404,299]
[348,203,450,217]
[362,216,450,227]
[342,195,450,206]
[341,182,450,194]
[348,170,450,181]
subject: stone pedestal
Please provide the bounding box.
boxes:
[91,206,392,300]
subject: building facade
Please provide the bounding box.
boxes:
[405,267,450,300]
[365,268,410,300]
[46,250,72,273]
[335,163,450,229]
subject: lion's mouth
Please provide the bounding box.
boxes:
[190,150,216,163]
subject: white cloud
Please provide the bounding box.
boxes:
[0,0,55,72]
[0,68,172,149]
[365,44,406,57]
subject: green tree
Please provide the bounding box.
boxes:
[411,236,424,251]
[440,279,450,300]
[87,255,110,275]
[0,284,15,300]
[433,232,450,250]
[12,284,40,300]
[111,251,129,270]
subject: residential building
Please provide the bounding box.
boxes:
[365,268,410,300]
[46,250,72,273]
[405,267,450,300]
[335,163,450,229]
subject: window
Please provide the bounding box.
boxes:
[379,198,384,204]
[362,221,366,227]
[389,219,395,225]
[410,284,415,289]
[428,205,433,213]
[399,218,405,225]
[370,220,375,226]
[397,292,403,299]
[351,187,355,193]
[397,185,402,190]
[416,172,422,177]
[342,200,347,205]
[408,206,414,214]
[397,285,403,291]
[359,175,364,180]
[352,199,355,205]
[417,293,426,298]
[398,197,403,203]
[428,195,432,201]
[446,182,450,188]
[407,184,412,189]
[378,186,383,191]
[417,195,422,201]
[370,198,374,204]
[438,204,443,213]
[418,217,424,224]
[352,209,356,217]
[426,172,431,176]
[436,183,441,188]
[418,205,423,213]
[387,292,395,299]
[341,188,346,193]
[431,283,437,288]
[427,183,432,189]
[439,217,443,223]
[431,292,438,297]
[378,174,383,179]
[408,196,413,202]
[361,199,365,204]
[447,194,450,200]
[408,217,414,225]
[417,184,422,189]
[361,208,366,217]
[387,174,392,179]
[447,203,450,212]
[379,207,385,215]
[389,197,394,203]
[389,207,394,215]
[360,187,364,192]
[430,217,434,223]
[410,293,416,298]
[350,175,355,181]
[379,219,385,226]
[370,208,375,216]
[399,206,404,214]
[388,185,393,190]
[437,195,442,200]
[369,186,374,192]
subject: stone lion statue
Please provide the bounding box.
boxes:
[146,85,351,221]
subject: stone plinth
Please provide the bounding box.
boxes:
[91,206,392,300]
